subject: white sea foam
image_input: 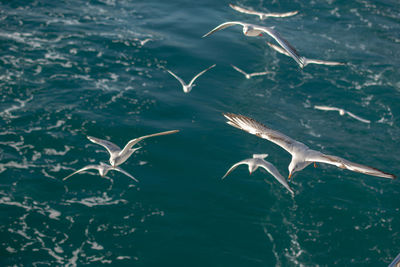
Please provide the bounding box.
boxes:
[66,193,127,207]
[263,227,281,266]
[0,95,33,119]
[44,145,71,156]
[0,161,35,173]
[0,32,42,48]
[0,196,62,220]
[45,18,81,26]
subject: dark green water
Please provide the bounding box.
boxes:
[0,0,399,266]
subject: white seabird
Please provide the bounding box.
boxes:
[314,105,371,124]
[166,64,216,93]
[266,41,344,67]
[222,154,294,195]
[231,64,270,79]
[203,22,304,68]
[229,3,298,20]
[87,130,179,167]
[223,113,395,180]
[63,162,138,182]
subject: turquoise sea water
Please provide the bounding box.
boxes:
[0,0,399,266]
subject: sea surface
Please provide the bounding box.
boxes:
[0,0,399,266]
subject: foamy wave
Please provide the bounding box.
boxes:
[44,145,71,156]
[65,192,127,207]
[0,195,61,220]
[0,95,33,120]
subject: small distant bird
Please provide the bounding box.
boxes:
[229,3,298,20]
[203,22,304,68]
[222,154,294,195]
[223,113,395,180]
[165,64,216,93]
[133,37,152,46]
[139,38,152,46]
[231,64,270,79]
[314,105,371,124]
[266,41,344,67]
[88,130,179,167]
[63,162,138,182]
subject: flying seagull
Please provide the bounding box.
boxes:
[87,130,179,167]
[314,105,371,124]
[63,162,138,182]
[165,64,216,93]
[203,22,304,68]
[222,154,294,195]
[231,64,270,79]
[266,41,344,67]
[229,3,298,20]
[223,113,395,180]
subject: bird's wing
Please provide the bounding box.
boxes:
[223,113,303,154]
[249,71,270,77]
[231,64,248,76]
[188,64,216,86]
[255,26,304,67]
[229,3,263,16]
[258,160,294,195]
[306,151,396,179]
[87,136,120,155]
[263,11,299,18]
[304,58,345,66]
[222,159,252,179]
[119,130,179,156]
[314,105,341,112]
[166,69,187,87]
[266,41,291,57]
[345,111,371,123]
[113,166,139,182]
[63,165,100,181]
[202,21,244,38]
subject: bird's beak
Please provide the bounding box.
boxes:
[259,33,263,36]
[288,173,292,181]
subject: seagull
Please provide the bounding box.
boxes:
[203,22,304,68]
[223,113,395,180]
[266,41,344,67]
[139,38,152,46]
[87,130,179,167]
[165,64,216,93]
[229,3,298,20]
[314,105,371,124]
[63,162,138,182]
[222,154,294,195]
[133,37,152,46]
[231,64,270,79]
